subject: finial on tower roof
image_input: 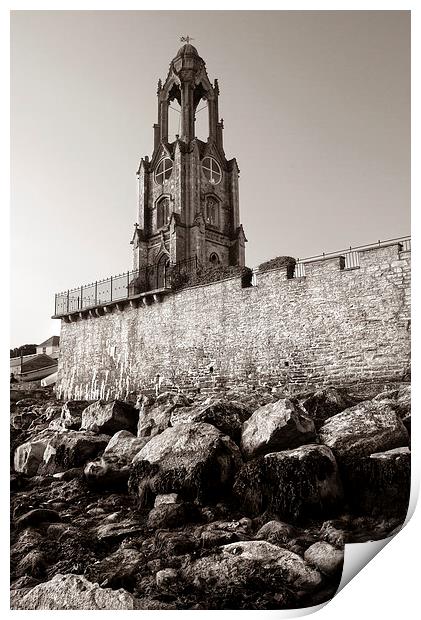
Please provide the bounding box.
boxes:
[180,35,194,44]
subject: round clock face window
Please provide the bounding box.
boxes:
[202,157,222,184]
[155,158,173,184]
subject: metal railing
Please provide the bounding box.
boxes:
[293,235,410,278]
[54,256,198,316]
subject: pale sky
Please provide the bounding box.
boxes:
[10,10,410,347]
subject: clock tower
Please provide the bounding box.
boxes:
[131,41,247,287]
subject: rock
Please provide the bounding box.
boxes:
[42,431,109,474]
[200,529,238,548]
[52,467,84,481]
[87,548,144,591]
[198,518,251,548]
[15,431,109,476]
[185,540,322,593]
[81,400,139,435]
[11,573,141,609]
[319,522,345,548]
[396,385,411,418]
[12,528,44,555]
[154,493,180,507]
[129,422,242,507]
[16,551,47,579]
[234,444,343,522]
[319,400,409,464]
[11,411,38,430]
[155,530,198,555]
[171,399,250,442]
[15,398,38,408]
[138,392,190,437]
[43,404,63,421]
[46,523,79,541]
[147,502,200,529]
[103,430,149,460]
[301,387,356,430]
[304,542,344,576]
[344,447,411,516]
[84,431,149,490]
[15,508,61,530]
[402,414,411,437]
[256,520,296,544]
[50,400,89,431]
[240,399,317,459]
[14,438,49,475]
[10,575,40,592]
[96,519,143,543]
[156,568,178,590]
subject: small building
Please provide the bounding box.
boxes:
[10,353,38,377]
[19,354,58,382]
[36,336,60,357]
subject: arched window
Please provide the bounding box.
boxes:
[209,252,220,265]
[157,254,170,289]
[168,98,181,142]
[205,196,219,227]
[157,197,170,229]
[202,157,222,184]
[195,99,209,141]
[155,158,173,185]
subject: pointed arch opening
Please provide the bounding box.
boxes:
[205,195,220,228]
[195,98,209,141]
[209,252,220,265]
[168,98,181,142]
[156,253,170,289]
[156,196,170,230]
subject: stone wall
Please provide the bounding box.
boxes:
[56,242,411,401]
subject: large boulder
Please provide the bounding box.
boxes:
[255,520,296,544]
[14,430,109,476]
[170,399,247,442]
[42,431,109,474]
[86,548,145,591]
[14,509,61,530]
[103,430,150,461]
[183,540,322,594]
[49,400,89,431]
[147,501,200,529]
[81,400,139,435]
[343,447,411,516]
[304,541,344,577]
[240,399,317,459]
[319,400,409,464]
[300,387,357,430]
[11,573,140,610]
[84,431,149,489]
[137,392,191,437]
[395,384,411,418]
[129,422,242,507]
[14,437,49,476]
[234,444,343,522]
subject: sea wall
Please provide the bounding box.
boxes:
[56,242,411,400]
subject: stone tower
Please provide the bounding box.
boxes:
[131,42,247,287]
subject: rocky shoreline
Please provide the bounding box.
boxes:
[10,382,411,610]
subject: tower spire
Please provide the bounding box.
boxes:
[132,44,246,277]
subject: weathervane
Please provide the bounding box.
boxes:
[180,35,195,44]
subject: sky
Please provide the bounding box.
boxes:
[10,10,410,348]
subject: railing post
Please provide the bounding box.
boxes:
[67,290,70,313]
[54,294,57,316]
[110,276,113,302]
[95,281,98,306]
[127,271,130,297]
[80,286,83,310]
